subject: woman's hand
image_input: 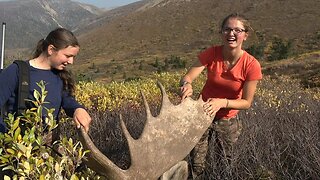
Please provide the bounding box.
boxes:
[73,108,92,132]
[180,83,193,100]
[179,61,205,100]
[203,98,228,117]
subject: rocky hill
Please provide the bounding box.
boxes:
[0,0,103,50]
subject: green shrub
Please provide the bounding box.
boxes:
[0,81,93,179]
[246,43,266,60]
[268,36,293,61]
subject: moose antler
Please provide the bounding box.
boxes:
[78,82,214,180]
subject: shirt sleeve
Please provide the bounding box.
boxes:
[61,91,84,117]
[246,59,263,81]
[198,47,215,66]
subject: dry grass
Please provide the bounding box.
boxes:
[60,72,319,179]
[59,49,320,179]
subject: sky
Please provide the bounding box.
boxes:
[73,0,141,9]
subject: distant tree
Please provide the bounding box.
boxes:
[268,36,292,61]
[246,31,267,60]
[163,58,169,71]
[117,65,123,70]
[246,43,266,60]
[169,55,186,69]
[138,61,143,70]
[152,57,160,68]
[76,73,92,82]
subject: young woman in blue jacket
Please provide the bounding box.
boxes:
[0,28,91,133]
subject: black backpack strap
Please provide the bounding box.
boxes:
[13,60,30,116]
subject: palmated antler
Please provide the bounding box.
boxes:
[78,82,214,180]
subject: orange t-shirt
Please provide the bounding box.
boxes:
[198,45,262,119]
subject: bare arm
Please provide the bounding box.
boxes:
[180,60,205,100]
[227,80,259,109]
[203,80,259,116]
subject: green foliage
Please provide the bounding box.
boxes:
[138,61,143,70]
[150,55,187,73]
[75,71,205,111]
[0,81,92,179]
[268,36,293,61]
[245,31,266,60]
[168,55,186,69]
[316,31,320,39]
[75,73,92,82]
[246,43,266,60]
[152,58,160,68]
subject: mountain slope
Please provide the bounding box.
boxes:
[0,0,103,50]
[73,0,320,82]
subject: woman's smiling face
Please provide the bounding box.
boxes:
[221,18,248,49]
[48,45,80,70]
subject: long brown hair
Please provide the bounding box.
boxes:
[32,28,79,96]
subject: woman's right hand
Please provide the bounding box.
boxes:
[180,83,193,100]
[179,61,205,101]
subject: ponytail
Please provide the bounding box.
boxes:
[32,39,49,59]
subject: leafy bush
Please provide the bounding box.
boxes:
[150,55,187,73]
[75,71,205,111]
[268,36,293,61]
[246,43,266,60]
[0,81,93,179]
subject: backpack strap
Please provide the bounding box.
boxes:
[13,60,30,116]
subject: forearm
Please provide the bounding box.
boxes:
[180,76,193,86]
[226,80,259,110]
[225,98,252,110]
[180,61,205,85]
[204,98,253,117]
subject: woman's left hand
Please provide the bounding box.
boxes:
[73,108,92,132]
[203,98,227,117]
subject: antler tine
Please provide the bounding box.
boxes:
[78,126,127,179]
[140,90,152,120]
[157,81,172,113]
[157,81,171,107]
[119,113,136,165]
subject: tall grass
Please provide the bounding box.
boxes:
[61,72,320,179]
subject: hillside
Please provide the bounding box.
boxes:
[0,0,103,51]
[73,0,320,82]
[262,51,320,89]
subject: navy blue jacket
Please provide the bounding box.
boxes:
[0,61,83,132]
